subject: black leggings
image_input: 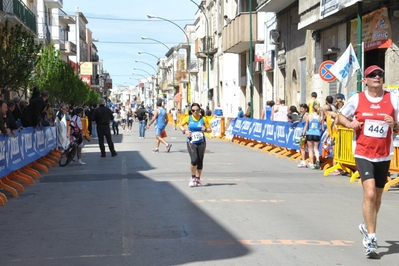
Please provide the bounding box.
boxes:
[187,141,206,170]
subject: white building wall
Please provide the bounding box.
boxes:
[222,53,240,118]
[263,12,277,107]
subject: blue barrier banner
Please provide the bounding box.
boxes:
[233,118,326,152]
[0,127,57,177]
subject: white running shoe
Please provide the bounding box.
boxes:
[365,236,379,259]
[359,222,368,248]
[189,178,196,187]
[78,160,86,165]
[297,161,307,168]
[195,178,202,187]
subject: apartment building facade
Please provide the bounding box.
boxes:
[183,0,399,117]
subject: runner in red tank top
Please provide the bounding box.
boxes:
[338,65,399,259]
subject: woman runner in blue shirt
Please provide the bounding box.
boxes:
[179,103,212,187]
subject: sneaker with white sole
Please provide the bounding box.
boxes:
[365,236,379,259]
[297,161,307,168]
[195,178,202,187]
[166,143,172,153]
[315,160,320,169]
[189,178,197,187]
[153,148,159,153]
[359,222,368,248]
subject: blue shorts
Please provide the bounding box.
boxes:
[155,127,165,136]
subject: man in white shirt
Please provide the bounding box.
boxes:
[120,106,127,131]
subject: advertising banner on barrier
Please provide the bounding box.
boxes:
[210,117,222,137]
[0,127,56,177]
[232,118,331,156]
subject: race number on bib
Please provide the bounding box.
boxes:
[191,131,204,142]
[364,119,389,138]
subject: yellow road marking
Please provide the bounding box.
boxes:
[191,199,284,203]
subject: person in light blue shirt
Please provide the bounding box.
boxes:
[237,107,244,118]
[146,99,172,153]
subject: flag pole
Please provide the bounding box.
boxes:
[356,1,363,93]
[249,0,254,118]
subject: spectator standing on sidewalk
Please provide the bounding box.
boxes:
[55,104,68,150]
[308,92,320,114]
[21,90,49,128]
[302,104,324,170]
[237,107,244,118]
[120,106,127,132]
[126,107,134,132]
[146,99,172,153]
[112,109,120,135]
[338,65,399,259]
[70,107,86,165]
[136,104,148,139]
[92,98,117,158]
[297,103,309,168]
[244,102,251,118]
[179,103,212,187]
[213,102,223,117]
[273,99,288,122]
[12,96,22,124]
[171,107,178,130]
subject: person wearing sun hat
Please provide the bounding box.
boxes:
[337,65,399,258]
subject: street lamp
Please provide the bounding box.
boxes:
[141,37,176,104]
[147,14,190,43]
[133,68,155,107]
[138,51,160,61]
[135,60,158,74]
[141,36,170,50]
[147,14,191,106]
[189,0,211,102]
[131,73,148,80]
[133,67,153,77]
[135,60,159,107]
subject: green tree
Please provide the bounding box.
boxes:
[0,20,41,95]
[35,44,65,102]
[86,89,101,106]
[35,44,95,106]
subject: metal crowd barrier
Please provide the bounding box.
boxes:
[224,116,399,191]
[322,124,399,190]
[0,127,61,206]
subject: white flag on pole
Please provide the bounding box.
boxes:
[329,43,360,87]
[246,65,253,87]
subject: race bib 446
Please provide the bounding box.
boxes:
[364,119,389,138]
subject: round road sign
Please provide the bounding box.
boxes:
[319,60,336,82]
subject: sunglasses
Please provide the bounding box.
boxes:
[191,109,200,112]
[366,72,384,78]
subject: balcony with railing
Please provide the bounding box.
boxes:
[60,41,76,56]
[175,54,187,82]
[195,36,217,59]
[44,0,63,9]
[222,12,259,54]
[0,0,37,33]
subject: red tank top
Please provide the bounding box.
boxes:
[354,91,394,158]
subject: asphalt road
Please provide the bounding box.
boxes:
[1,123,399,266]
